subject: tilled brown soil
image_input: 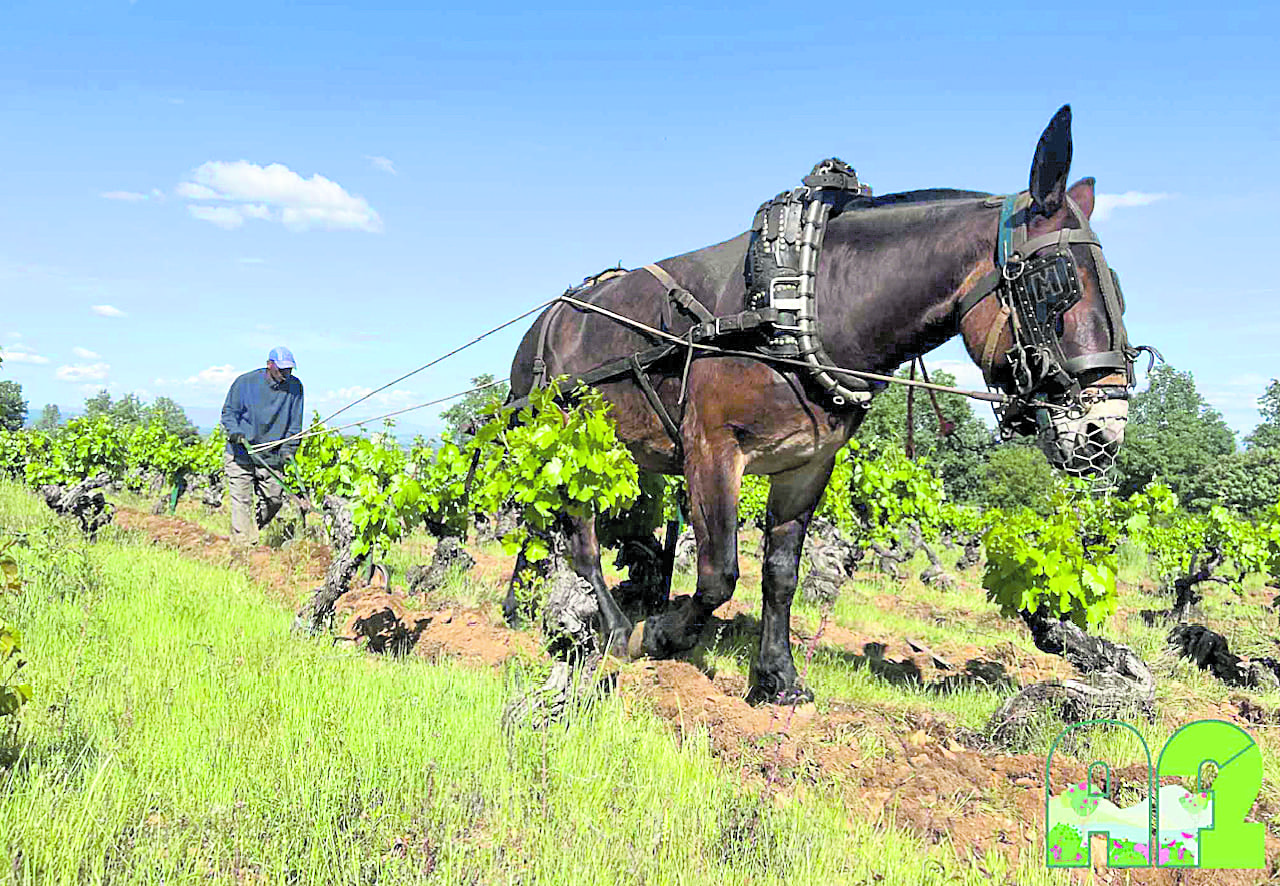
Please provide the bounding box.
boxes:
[110,506,1280,884]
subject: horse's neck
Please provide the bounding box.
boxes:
[819,199,998,372]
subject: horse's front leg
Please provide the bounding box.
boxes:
[629,431,744,659]
[747,454,837,704]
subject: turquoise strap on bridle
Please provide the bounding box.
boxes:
[997,193,1021,267]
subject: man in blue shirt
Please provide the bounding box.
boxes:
[220,346,304,547]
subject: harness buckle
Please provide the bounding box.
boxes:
[768,276,806,311]
[1002,254,1025,281]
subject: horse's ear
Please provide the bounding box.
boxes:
[1029,104,1073,216]
[1067,176,1096,219]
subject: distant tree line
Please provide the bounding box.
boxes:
[0,370,197,444]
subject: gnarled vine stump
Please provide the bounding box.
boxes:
[38,474,115,538]
[405,536,477,596]
[294,495,366,634]
[983,610,1156,750]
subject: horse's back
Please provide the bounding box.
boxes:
[508,232,752,397]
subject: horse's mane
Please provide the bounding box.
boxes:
[824,188,996,240]
[857,188,993,208]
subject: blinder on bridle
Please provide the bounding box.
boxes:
[956,191,1153,441]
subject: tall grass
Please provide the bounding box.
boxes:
[0,481,1078,885]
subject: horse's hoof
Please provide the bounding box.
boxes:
[627,620,646,660]
[746,683,815,706]
[604,626,631,660]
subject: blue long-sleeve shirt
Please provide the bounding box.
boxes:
[220,368,304,466]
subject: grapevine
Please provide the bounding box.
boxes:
[982,479,1120,629]
[468,377,640,561]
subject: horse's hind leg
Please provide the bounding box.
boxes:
[502,514,633,657]
[629,438,744,659]
[747,454,837,705]
[564,512,633,657]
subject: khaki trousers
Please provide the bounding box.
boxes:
[224,453,285,547]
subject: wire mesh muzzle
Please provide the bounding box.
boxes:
[1036,396,1129,480]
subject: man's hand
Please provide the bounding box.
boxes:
[228,432,245,445]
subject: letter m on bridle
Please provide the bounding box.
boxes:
[1015,253,1081,333]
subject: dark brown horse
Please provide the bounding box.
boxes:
[505,106,1133,703]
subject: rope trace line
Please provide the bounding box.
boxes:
[552,294,1009,404]
[313,297,560,427]
[249,379,509,452]
[252,289,1021,453]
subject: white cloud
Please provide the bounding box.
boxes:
[365,155,397,175]
[1092,191,1172,223]
[155,365,239,388]
[188,205,246,229]
[56,362,110,382]
[72,347,100,359]
[176,182,219,200]
[1,343,50,364]
[178,160,382,232]
[190,365,239,386]
[100,190,148,202]
[91,304,127,318]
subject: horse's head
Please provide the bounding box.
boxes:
[958,105,1144,476]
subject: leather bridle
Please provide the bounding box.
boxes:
[955,191,1150,438]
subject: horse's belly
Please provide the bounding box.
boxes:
[743,425,850,475]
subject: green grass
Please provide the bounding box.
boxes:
[0,481,1085,885]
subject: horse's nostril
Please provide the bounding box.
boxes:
[1084,419,1125,449]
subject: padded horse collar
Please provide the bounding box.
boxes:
[742,158,879,408]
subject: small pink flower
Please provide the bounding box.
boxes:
[1181,832,1194,840]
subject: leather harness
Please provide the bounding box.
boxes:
[513,170,1145,455]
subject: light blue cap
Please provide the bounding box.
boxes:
[268,346,295,369]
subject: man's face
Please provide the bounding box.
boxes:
[267,361,293,384]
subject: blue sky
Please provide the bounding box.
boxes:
[1,1,1276,439]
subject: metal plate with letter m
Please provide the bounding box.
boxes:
[1013,252,1082,338]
